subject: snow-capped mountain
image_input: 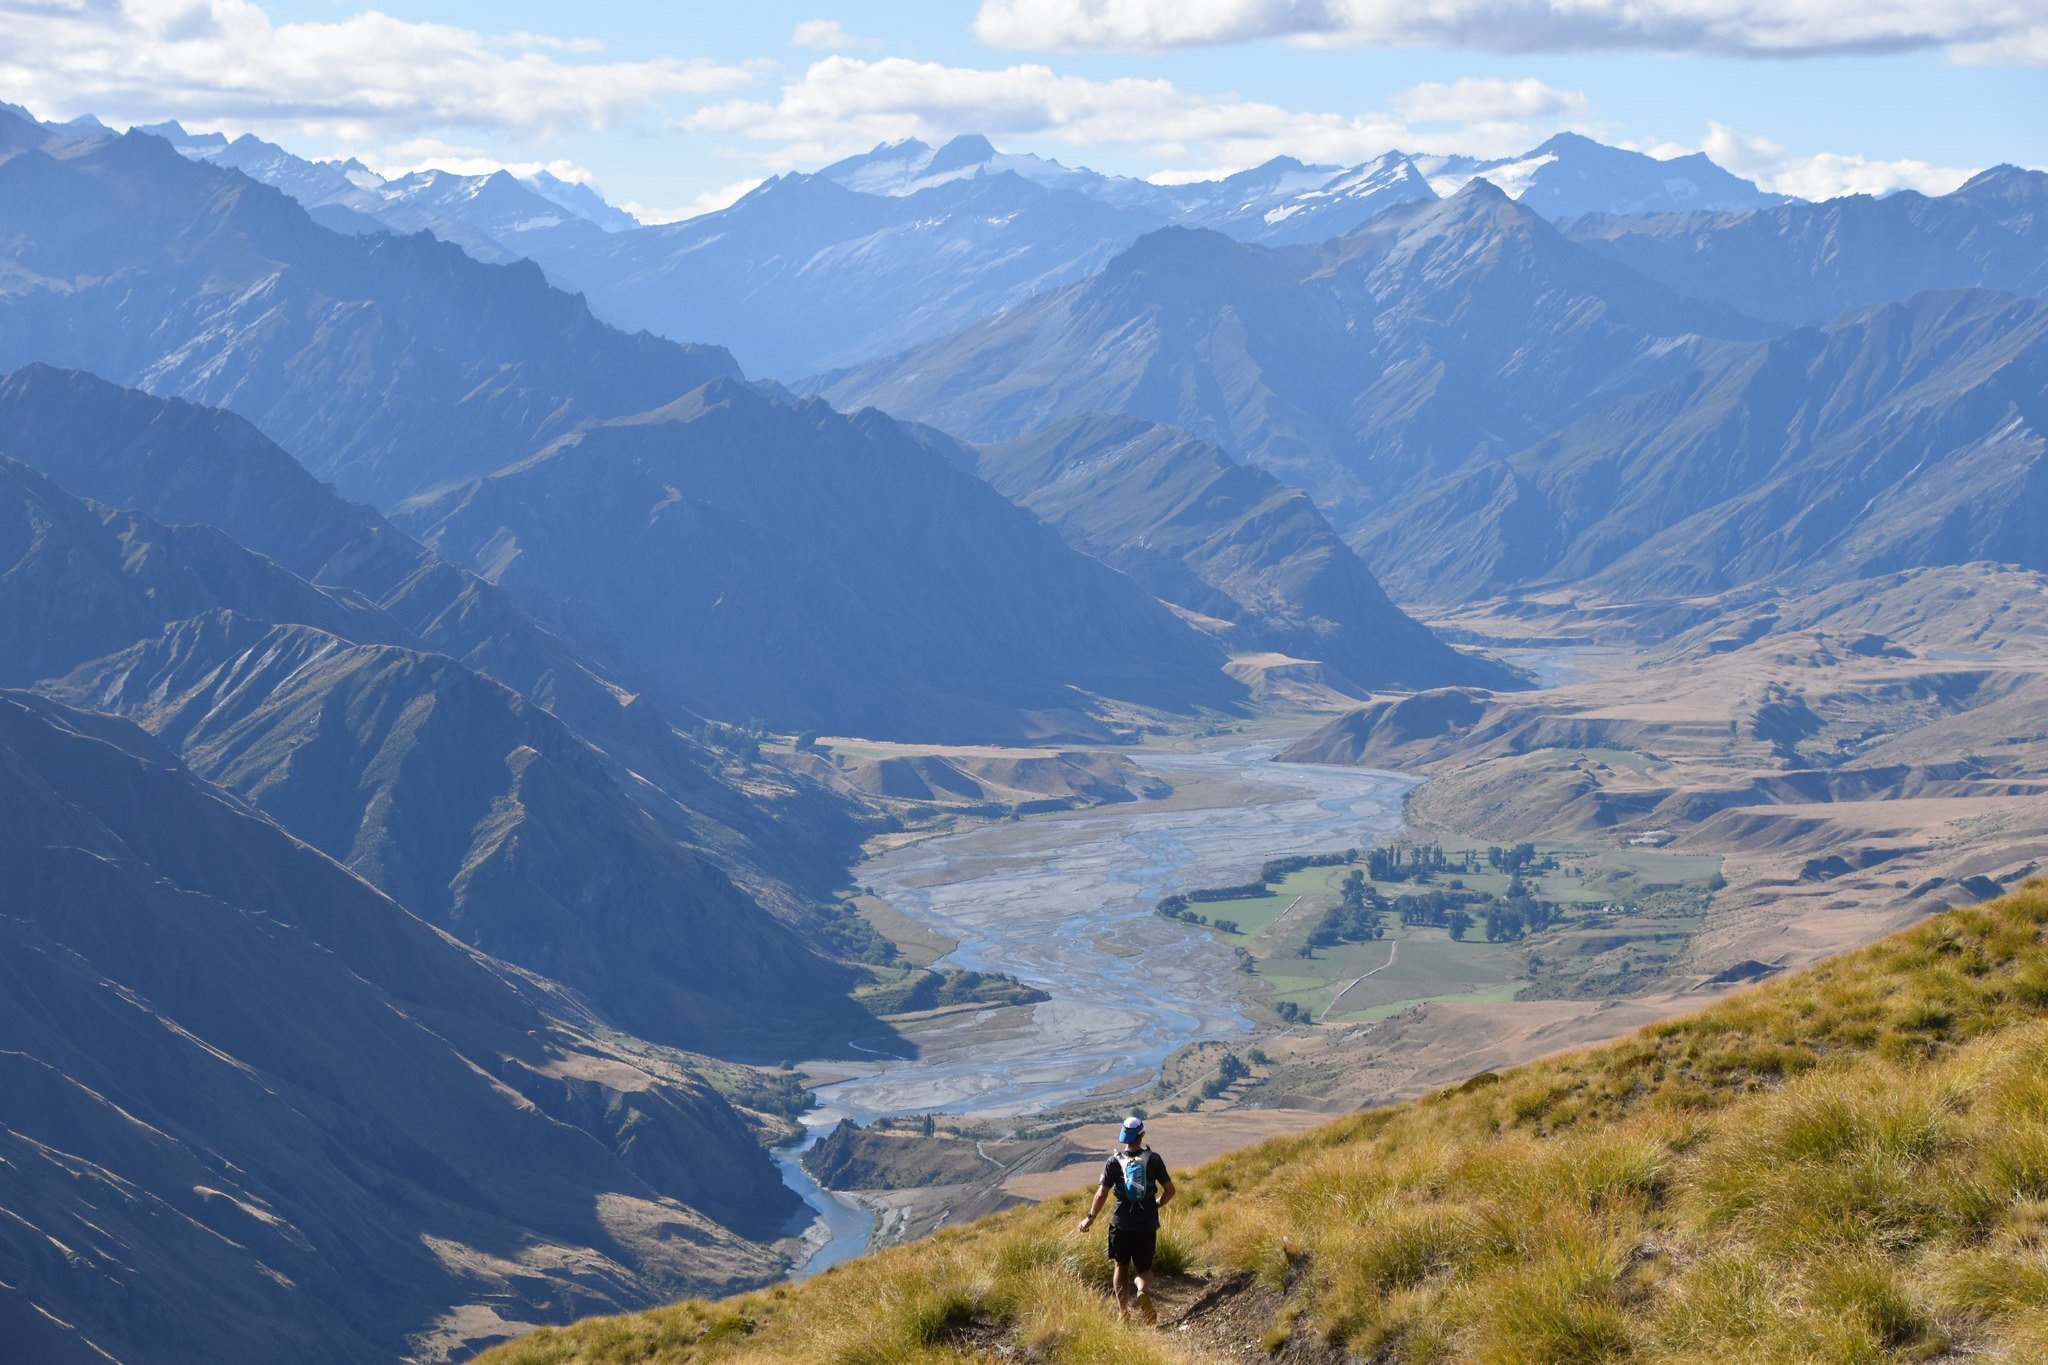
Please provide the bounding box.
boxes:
[138,121,639,265]
[809,135,1435,241]
[132,119,1786,377]
[1414,131,1788,219]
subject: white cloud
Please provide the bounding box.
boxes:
[976,0,1341,49]
[685,56,1581,174]
[1702,122,1978,198]
[974,0,2048,64]
[791,18,881,52]
[0,0,757,140]
[1390,76,1589,125]
[350,136,602,186]
[501,30,606,55]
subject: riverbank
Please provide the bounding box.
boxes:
[778,734,1415,1271]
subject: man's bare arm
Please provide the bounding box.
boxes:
[1156,1174,1176,1211]
[1078,1182,1111,1231]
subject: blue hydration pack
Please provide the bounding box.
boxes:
[1118,1149,1153,1206]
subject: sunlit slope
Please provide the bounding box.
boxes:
[488,878,2048,1364]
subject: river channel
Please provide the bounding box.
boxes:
[777,740,1415,1275]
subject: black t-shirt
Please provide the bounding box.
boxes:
[1099,1148,1170,1229]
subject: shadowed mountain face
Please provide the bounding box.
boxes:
[0,453,405,685]
[47,612,865,1055]
[408,380,1243,742]
[961,414,1518,690]
[0,691,800,1365]
[1565,167,2048,327]
[1357,289,2048,601]
[0,364,863,894]
[0,380,871,1054]
[0,109,738,504]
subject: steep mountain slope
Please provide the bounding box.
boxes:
[46,612,864,1055]
[0,364,614,710]
[0,454,404,684]
[0,107,738,503]
[487,880,2048,1364]
[1359,288,2048,601]
[408,380,1242,741]
[1566,166,2048,326]
[0,691,801,1365]
[811,182,1765,525]
[0,364,860,895]
[0,397,870,1052]
[963,414,1516,689]
[809,224,1362,502]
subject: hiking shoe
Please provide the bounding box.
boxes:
[1137,1289,1156,1325]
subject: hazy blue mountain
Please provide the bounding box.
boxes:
[1191,152,1439,244]
[0,107,738,503]
[1418,131,1787,219]
[1,438,864,1051]
[408,379,1244,742]
[470,137,1740,379]
[143,119,635,256]
[810,182,1767,526]
[521,167,643,232]
[960,414,1517,689]
[0,690,801,1365]
[1358,288,2048,601]
[119,113,1782,383]
[0,365,862,895]
[531,166,1171,377]
[811,132,1773,238]
[1566,166,2048,325]
[0,453,406,685]
[47,611,866,1055]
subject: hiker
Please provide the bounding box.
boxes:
[1078,1115,1175,1323]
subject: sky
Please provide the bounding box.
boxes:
[2,0,2044,222]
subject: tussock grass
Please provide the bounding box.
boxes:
[485,880,2048,1364]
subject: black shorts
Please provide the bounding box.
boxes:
[1106,1222,1156,1272]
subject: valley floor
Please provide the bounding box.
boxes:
[767,563,2048,1272]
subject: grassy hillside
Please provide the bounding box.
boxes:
[487,879,2048,1364]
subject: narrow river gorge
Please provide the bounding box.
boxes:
[779,740,1417,1276]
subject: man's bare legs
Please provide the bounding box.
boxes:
[1111,1259,1132,1313]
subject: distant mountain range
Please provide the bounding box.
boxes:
[137,120,1789,379]
[810,182,1772,522]
[814,170,2048,604]
[0,106,739,506]
[1565,166,2048,325]
[4,107,1519,742]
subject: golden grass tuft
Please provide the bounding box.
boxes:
[483,879,2048,1364]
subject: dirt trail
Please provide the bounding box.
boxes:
[952,1270,1338,1362]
